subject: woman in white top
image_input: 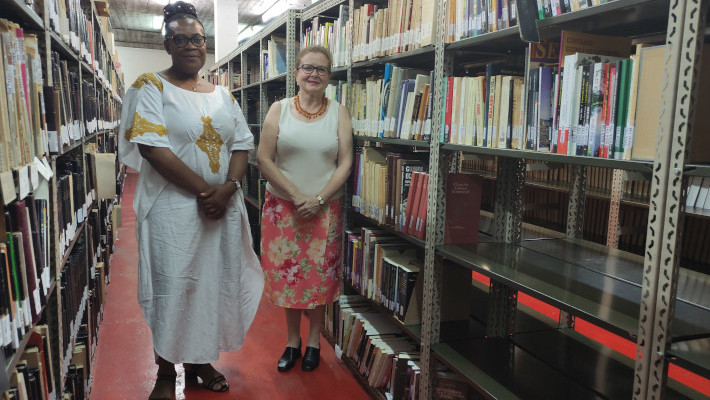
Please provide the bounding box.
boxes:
[257,46,353,372]
[118,2,263,399]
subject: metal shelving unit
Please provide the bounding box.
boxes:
[0,0,124,395]
[443,143,654,172]
[4,0,44,30]
[209,0,710,398]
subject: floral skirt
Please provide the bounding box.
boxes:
[260,189,343,309]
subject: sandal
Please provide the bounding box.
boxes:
[148,374,176,400]
[184,363,229,392]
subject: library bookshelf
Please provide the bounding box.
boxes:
[209,0,710,398]
[0,0,123,398]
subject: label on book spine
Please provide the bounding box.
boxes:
[0,171,16,205]
[48,131,59,153]
[33,289,41,316]
[421,23,433,43]
[11,314,20,348]
[624,125,635,148]
[423,120,432,139]
[23,299,30,326]
[1,316,11,346]
[42,267,50,294]
[604,125,614,157]
[29,163,38,190]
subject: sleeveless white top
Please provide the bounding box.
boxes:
[266,96,343,200]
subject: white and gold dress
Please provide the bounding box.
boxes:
[118,72,263,364]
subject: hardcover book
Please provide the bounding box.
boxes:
[444,173,482,245]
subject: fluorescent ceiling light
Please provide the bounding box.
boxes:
[262,1,285,22]
[250,0,279,15]
[152,15,163,30]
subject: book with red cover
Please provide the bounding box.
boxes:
[26,329,51,398]
[444,173,482,245]
[402,171,422,235]
[396,160,426,231]
[414,173,429,239]
[444,76,454,143]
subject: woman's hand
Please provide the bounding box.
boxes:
[296,196,322,220]
[198,183,237,219]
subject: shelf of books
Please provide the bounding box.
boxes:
[0,0,123,397]
[207,0,710,397]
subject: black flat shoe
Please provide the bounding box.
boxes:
[277,342,302,372]
[301,346,320,372]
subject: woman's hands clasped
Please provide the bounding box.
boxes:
[198,183,237,219]
[294,194,322,220]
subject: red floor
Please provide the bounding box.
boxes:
[89,170,372,400]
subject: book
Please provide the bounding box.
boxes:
[402,170,421,235]
[397,160,426,231]
[444,174,482,245]
[413,172,428,239]
[557,31,632,70]
[558,53,625,155]
[395,258,421,321]
[435,371,471,399]
[631,43,710,162]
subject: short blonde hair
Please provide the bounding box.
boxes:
[296,46,333,72]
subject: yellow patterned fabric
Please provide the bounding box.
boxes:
[195,116,224,173]
[131,73,163,92]
[124,112,169,141]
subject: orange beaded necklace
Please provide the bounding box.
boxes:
[294,93,328,119]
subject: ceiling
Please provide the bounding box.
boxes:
[106,0,275,52]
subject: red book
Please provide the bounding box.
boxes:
[603,64,619,159]
[444,173,482,245]
[27,329,51,397]
[414,173,429,239]
[408,172,427,236]
[402,171,422,235]
[444,76,454,143]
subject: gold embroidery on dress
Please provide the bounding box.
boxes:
[124,112,168,141]
[196,116,224,173]
[229,92,236,103]
[131,73,163,92]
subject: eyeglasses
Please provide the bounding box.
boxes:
[167,34,207,48]
[298,64,330,76]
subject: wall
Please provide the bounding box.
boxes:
[117,46,215,86]
[214,0,239,62]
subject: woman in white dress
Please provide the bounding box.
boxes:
[117,2,263,399]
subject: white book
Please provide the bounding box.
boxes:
[686,176,703,208]
[694,178,710,209]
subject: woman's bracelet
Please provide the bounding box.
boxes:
[228,179,241,191]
